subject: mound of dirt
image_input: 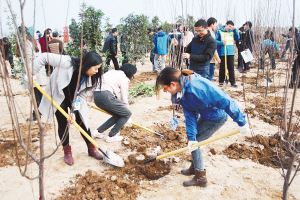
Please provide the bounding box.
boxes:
[121,123,187,153]
[245,96,283,125]
[55,169,139,200]
[0,123,40,167]
[222,134,300,169]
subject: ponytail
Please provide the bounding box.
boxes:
[155,67,194,95]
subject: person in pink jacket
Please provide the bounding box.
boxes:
[90,64,137,143]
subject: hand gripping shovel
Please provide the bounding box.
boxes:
[33,81,124,167]
[89,104,164,139]
[143,129,239,166]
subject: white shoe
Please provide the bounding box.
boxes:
[106,135,123,143]
[92,129,104,139]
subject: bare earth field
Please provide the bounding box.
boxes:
[0,59,299,200]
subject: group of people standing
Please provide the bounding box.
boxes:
[149,18,256,88]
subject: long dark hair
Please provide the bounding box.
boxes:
[155,67,193,95]
[71,51,103,88]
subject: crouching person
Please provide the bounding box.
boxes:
[155,67,250,187]
[90,64,137,143]
[33,51,104,165]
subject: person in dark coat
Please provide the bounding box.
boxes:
[103,28,119,70]
[237,21,254,73]
[176,19,217,79]
[0,37,15,69]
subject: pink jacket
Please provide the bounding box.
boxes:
[88,70,130,107]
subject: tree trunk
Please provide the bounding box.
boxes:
[39,126,45,200]
[282,153,296,200]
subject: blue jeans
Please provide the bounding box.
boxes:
[191,115,228,171]
[208,63,215,81]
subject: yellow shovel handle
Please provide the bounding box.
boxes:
[156,129,240,160]
[224,34,228,76]
[165,40,173,64]
[90,105,156,134]
[33,80,100,149]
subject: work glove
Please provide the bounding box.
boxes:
[87,101,92,108]
[188,141,198,152]
[23,74,37,82]
[239,123,251,135]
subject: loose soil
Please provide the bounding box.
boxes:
[0,123,40,167]
[245,96,283,125]
[130,72,158,87]
[222,134,300,169]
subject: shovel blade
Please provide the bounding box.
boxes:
[103,150,124,167]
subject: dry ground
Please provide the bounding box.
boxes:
[0,58,299,200]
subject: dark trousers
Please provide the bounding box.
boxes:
[291,59,299,85]
[106,55,119,70]
[121,52,129,64]
[32,87,43,118]
[55,100,91,147]
[150,49,154,65]
[94,91,131,137]
[260,48,276,69]
[8,57,14,69]
[219,55,235,85]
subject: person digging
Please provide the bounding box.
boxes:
[155,67,251,187]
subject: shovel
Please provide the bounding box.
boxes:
[142,129,239,166]
[89,104,164,139]
[224,39,229,87]
[33,80,124,167]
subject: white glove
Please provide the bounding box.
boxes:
[87,101,92,108]
[188,141,198,152]
[239,123,251,134]
[126,117,132,125]
[23,74,37,82]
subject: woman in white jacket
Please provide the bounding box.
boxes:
[33,51,103,165]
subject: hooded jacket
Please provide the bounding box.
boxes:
[172,73,246,141]
[185,31,217,78]
[153,31,171,55]
[215,26,240,56]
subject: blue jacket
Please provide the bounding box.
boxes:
[153,31,171,54]
[215,26,240,56]
[185,31,216,78]
[172,73,247,141]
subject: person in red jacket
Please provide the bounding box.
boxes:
[39,29,53,75]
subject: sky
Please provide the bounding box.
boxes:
[0,0,300,36]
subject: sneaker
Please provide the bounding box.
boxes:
[92,129,104,139]
[231,84,238,88]
[106,135,123,143]
[219,83,224,87]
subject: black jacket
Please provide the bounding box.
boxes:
[102,33,117,56]
[238,29,254,52]
[185,31,216,78]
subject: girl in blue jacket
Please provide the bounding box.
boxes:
[155,67,250,187]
